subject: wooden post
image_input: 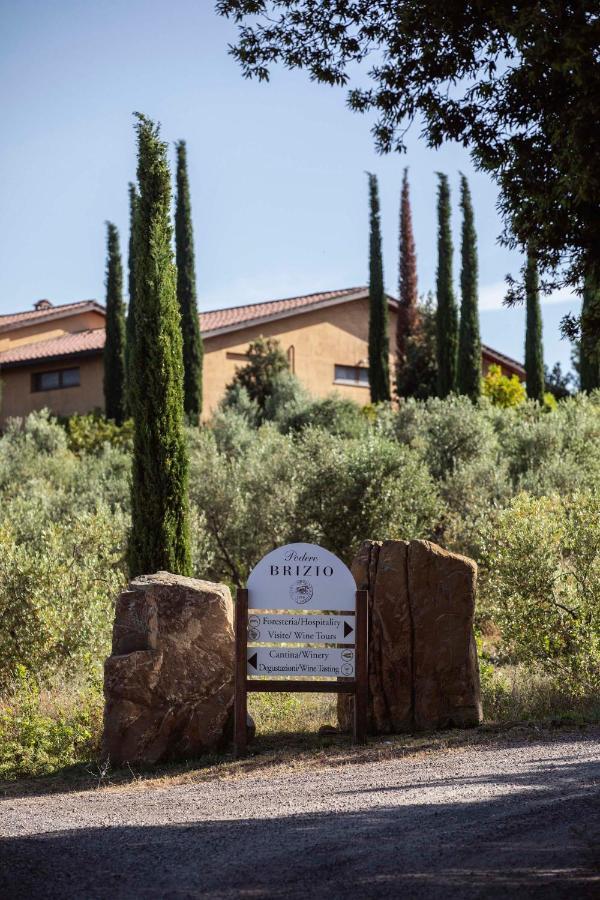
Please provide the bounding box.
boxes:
[234,587,248,758]
[353,589,368,744]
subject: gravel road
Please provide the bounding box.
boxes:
[1,730,599,899]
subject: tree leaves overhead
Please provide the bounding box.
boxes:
[217,1,600,297]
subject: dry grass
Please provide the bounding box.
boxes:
[1,664,598,799]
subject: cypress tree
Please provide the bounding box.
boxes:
[125,182,139,414]
[524,249,545,403]
[395,167,419,396]
[457,174,481,400]
[128,114,192,578]
[367,172,391,403]
[580,271,600,391]
[435,173,459,397]
[103,222,126,424]
[175,140,204,424]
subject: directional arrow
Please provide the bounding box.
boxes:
[343,621,354,638]
[247,652,258,671]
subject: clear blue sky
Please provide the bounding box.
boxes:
[0,0,578,371]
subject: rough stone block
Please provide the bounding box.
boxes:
[103,572,234,765]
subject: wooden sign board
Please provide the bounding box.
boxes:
[247,613,356,645]
[234,542,368,757]
[247,542,356,610]
[247,647,356,678]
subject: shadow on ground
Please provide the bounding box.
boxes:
[0,756,599,899]
[0,724,598,802]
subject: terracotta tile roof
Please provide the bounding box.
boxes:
[482,343,525,376]
[0,329,105,367]
[199,287,367,334]
[0,300,104,332]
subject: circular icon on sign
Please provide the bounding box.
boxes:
[341,663,354,676]
[289,579,313,605]
[248,615,260,627]
[341,649,354,661]
[247,627,260,641]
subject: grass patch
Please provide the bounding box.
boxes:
[1,663,598,792]
[248,690,337,735]
[0,669,102,781]
[482,664,600,726]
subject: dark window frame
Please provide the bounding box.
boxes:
[31,367,81,393]
[333,364,369,387]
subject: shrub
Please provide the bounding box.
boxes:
[0,506,127,689]
[226,336,290,412]
[0,669,103,779]
[293,429,442,563]
[188,427,299,585]
[482,364,526,407]
[479,492,600,695]
[283,395,369,438]
[64,412,133,455]
[262,370,310,426]
[394,395,500,480]
[496,393,600,496]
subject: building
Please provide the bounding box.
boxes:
[0,288,525,425]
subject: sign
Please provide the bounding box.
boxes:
[247,613,355,645]
[234,542,368,757]
[247,542,356,611]
[247,647,355,678]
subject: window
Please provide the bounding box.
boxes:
[32,367,80,392]
[334,364,369,387]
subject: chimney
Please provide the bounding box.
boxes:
[34,299,53,311]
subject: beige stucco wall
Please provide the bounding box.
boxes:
[202,297,395,418]
[0,310,105,352]
[0,297,524,426]
[0,355,104,425]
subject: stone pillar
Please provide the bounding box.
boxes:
[338,539,482,733]
[103,572,235,765]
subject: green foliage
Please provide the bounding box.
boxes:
[188,426,298,586]
[0,504,126,689]
[545,361,574,400]
[128,113,191,578]
[293,429,441,563]
[524,251,545,403]
[283,395,368,438]
[64,413,133,455]
[457,174,481,400]
[395,292,438,400]
[0,670,103,779]
[261,371,310,426]
[219,2,600,307]
[435,174,458,397]
[4,391,600,776]
[226,336,291,413]
[480,493,600,695]
[125,182,139,417]
[188,424,440,581]
[579,272,600,392]
[395,167,419,396]
[482,364,526,408]
[175,140,204,425]
[0,410,130,693]
[103,222,127,425]
[367,172,391,403]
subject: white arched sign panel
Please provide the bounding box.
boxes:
[247,542,356,611]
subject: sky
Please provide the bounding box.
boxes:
[0,0,578,371]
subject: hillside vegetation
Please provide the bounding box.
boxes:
[1,392,599,779]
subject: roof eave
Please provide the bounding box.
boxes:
[201,289,400,339]
[481,343,525,375]
[0,346,104,370]
[0,301,105,335]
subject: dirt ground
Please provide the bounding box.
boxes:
[1,728,599,898]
